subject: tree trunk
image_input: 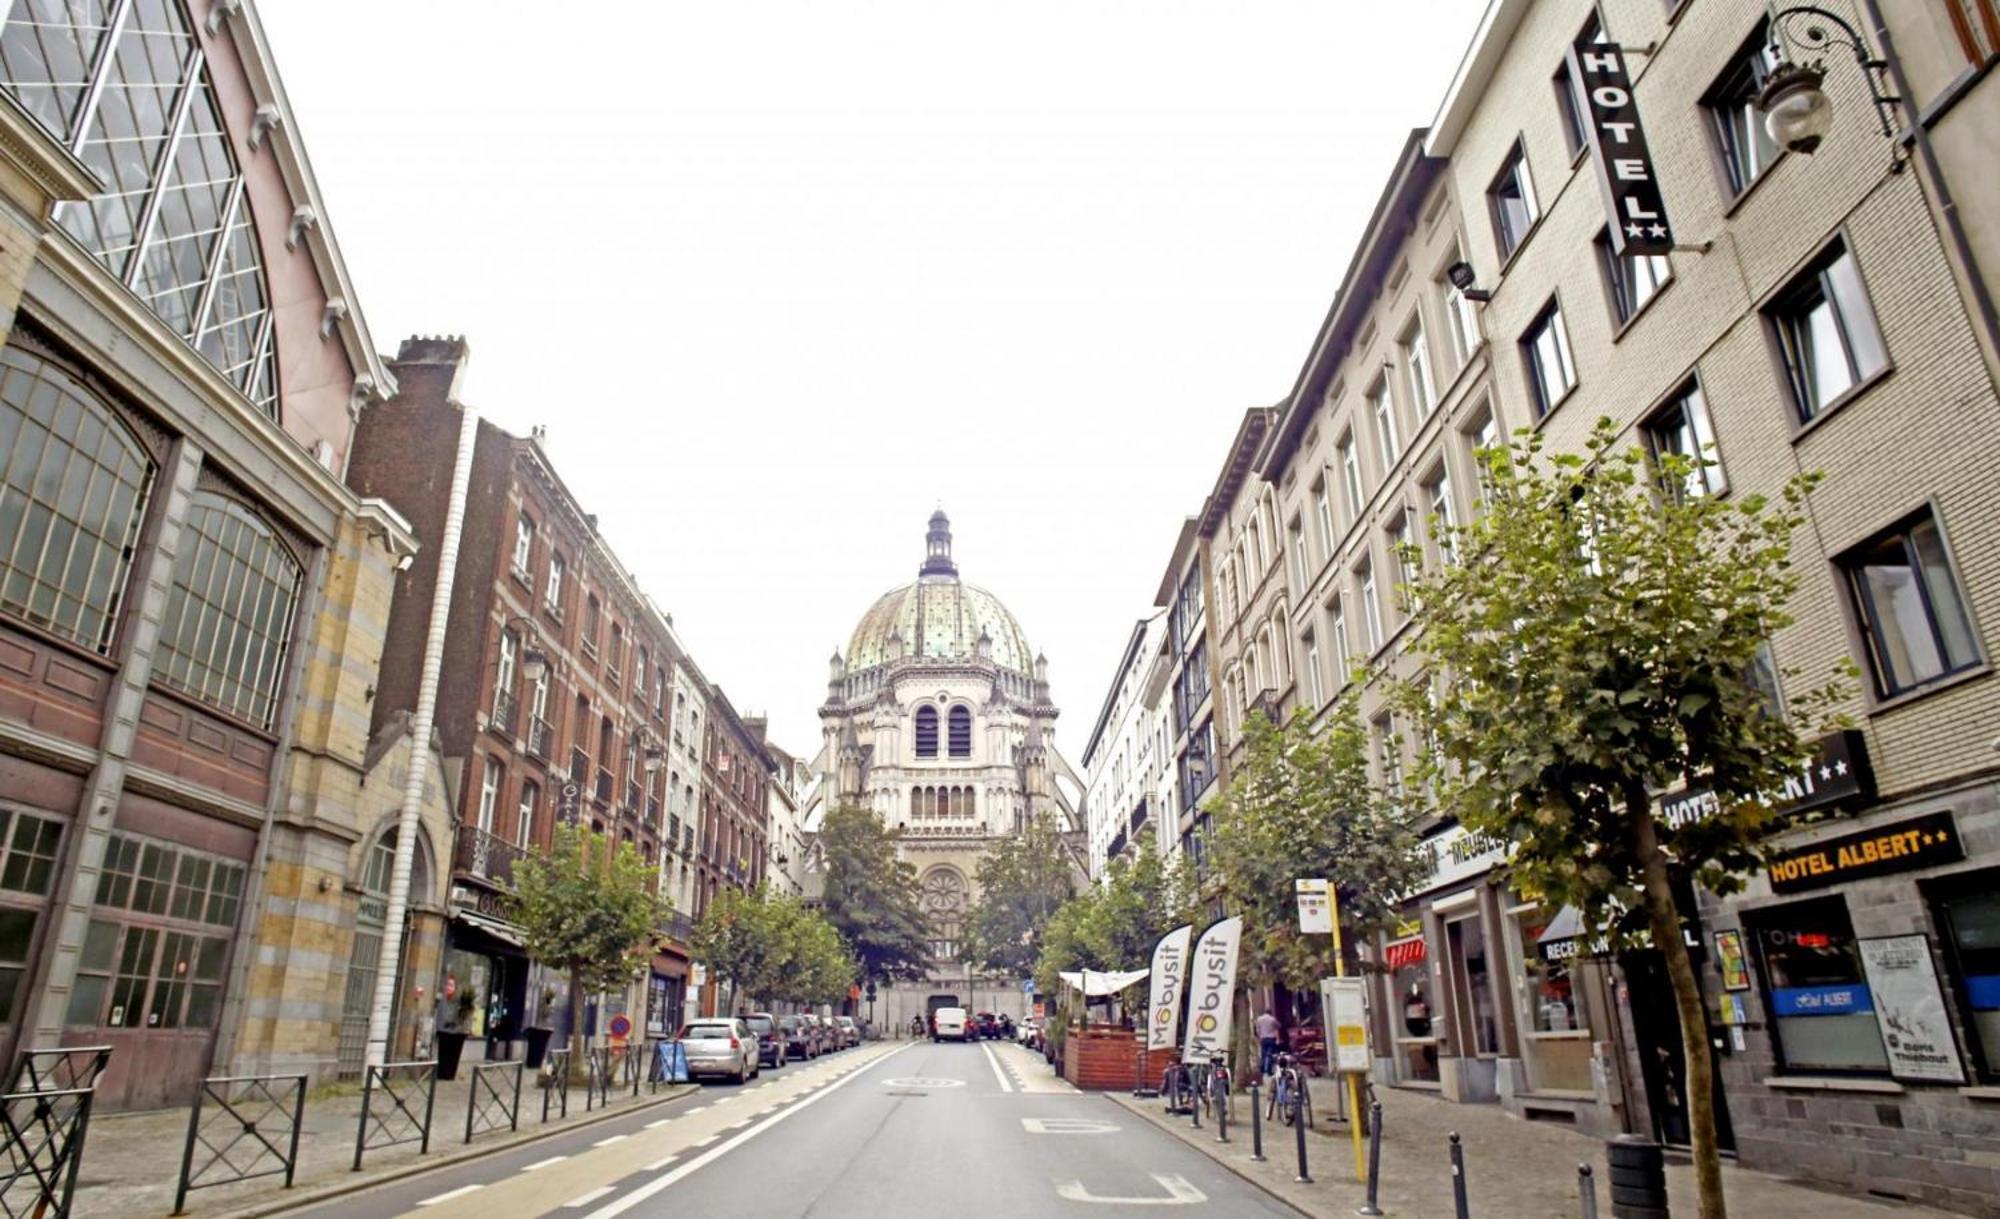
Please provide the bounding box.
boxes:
[1630,796,1726,1219]
[568,965,587,1085]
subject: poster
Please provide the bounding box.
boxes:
[1714,929,1750,992]
[1146,925,1194,1052]
[1858,934,1966,1085]
[1319,976,1370,1074]
[1296,879,1333,934]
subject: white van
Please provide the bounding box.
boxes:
[932,1006,970,1042]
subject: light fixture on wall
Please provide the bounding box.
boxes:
[1755,6,1901,156]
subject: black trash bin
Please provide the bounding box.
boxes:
[1607,1135,1669,1219]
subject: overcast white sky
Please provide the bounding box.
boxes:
[261,1,1486,763]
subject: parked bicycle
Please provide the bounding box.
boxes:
[1266,1051,1313,1129]
[1160,1060,1196,1114]
[1192,1051,1232,1126]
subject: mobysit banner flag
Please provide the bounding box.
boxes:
[1182,916,1244,1063]
[1145,924,1194,1052]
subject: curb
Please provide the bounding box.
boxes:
[1103,1092,1320,1219]
[201,1083,701,1219]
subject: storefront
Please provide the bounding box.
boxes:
[442,912,528,1061]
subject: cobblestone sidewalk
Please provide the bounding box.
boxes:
[67,1063,695,1219]
[1104,1078,1956,1218]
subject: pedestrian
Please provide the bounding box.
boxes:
[1255,1008,1281,1079]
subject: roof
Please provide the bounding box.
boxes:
[1197,407,1280,538]
[1425,0,1527,157]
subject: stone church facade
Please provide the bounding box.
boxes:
[818,511,1081,1031]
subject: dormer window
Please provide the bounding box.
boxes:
[915,705,939,758]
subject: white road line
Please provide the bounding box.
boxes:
[684,1105,708,1114]
[520,1156,568,1172]
[691,1135,717,1148]
[645,1154,679,1171]
[593,1134,628,1147]
[644,1118,673,1129]
[582,1043,914,1219]
[418,1185,483,1206]
[565,1186,616,1208]
[981,1042,1014,1093]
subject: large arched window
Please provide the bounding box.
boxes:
[947,705,971,758]
[914,704,938,758]
[0,0,278,416]
[155,491,302,727]
[0,344,154,652]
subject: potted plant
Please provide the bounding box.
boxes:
[435,988,474,1080]
[524,985,557,1069]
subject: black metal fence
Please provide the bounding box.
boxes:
[8,1046,110,1095]
[353,1061,437,1170]
[464,1061,523,1143]
[0,1045,111,1219]
[541,1049,570,1122]
[585,1048,613,1112]
[173,1074,306,1214]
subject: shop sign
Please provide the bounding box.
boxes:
[1661,731,1874,829]
[1566,42,1673,256]
[1383,936,1427,971]
[1765,810,1962,894]
[1859,934,1966,1084]
[1295,878,1333,934]
[1771,983,1873,1017]
[1320,976,1371,1074]
[1409,823,1512,897]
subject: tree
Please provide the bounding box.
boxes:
[1213,699,1427,990]
[508,825,666,1075]
[691,885,780,1014]
[1030,841,1198,1000]
[965,813,1078,976]
[1398,422,1845,1219]
[817,805,931,983]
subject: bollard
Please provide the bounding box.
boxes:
[1191,1076,1201,1129]
[1450,1131,1470,1219]
[1215,1070,1229,1143]
[1356,1101,1384,1216]
[1249,1082,1266,1162]
[1579,1163,1599,1219]
[1605,1135,1668,1218]
[1294,1091,1312,1184]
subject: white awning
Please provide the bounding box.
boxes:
[1059,968,1148,997]
[453,909,525,949]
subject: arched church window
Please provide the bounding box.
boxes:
[914,705,938,758]
[910,788,922,820]
[154,491,302,727]
[948,705,971,757]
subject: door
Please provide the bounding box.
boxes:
[1621,949,1734,1150]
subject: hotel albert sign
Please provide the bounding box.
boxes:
[1566,41,1674,256]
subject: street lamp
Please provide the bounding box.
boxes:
[1446,260,1492,304]
[642,742,665,775]
[1755,7,1901,155]
[504,614,550,682]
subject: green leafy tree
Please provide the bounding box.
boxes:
[818,805,931,983]
[508,825,666,1074]
[691,885,780,1014]
[1030,841,1198,1002]
[1398,422,1845,1219]
[966,813,1078,976]
[1214,699,1426,990]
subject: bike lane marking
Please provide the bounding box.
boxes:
[520,1156,568,1172]
[564,1186,615,1208]
[1055,1174,1207,1205]
[979,1042,1014,1093]
[417,1185,483,1206]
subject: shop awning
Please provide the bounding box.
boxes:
[1059,969,1148,997]
[453,909,526,949]
[1383,936,1426,971]
[1536,905,1601,961]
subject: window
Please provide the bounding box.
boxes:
[546,551,566,612]
[0,344,154,653]
[517,780,539,850]
[915,705,939,758]
[1746,897,1889,1073]
[74,831,241,1029]
[1768,241,1888,421]
[477,757,501,835]
[1521,300,1576,417]
[1289,517,1310,590]
[1488,141,1539,262]
[1932,874,2000,1080]
[1313,477,1335,554]
[1599,229,1672,325]
[582,596,600,655]
[512,514,535,577]
[154,492,303,728]
[1509,903,1593,1091]
[1370,379,1399,472]
[495,629,518,717]
[1424,468,1458,565]
[1328,597,1350,676]
[1339,435,1363,521]
[1388,513,1418,619]
[1375,713,1404,802]
[1554,12,1607,157]
[1438,247,1481,367]
[1302,630,1323,707]
[948,705,972,758]
[1841,512,1980,697]
[1402,317,1434,418]
[1943,0,2000,66]
[0,1,278,414]
[1644,381,1727,498]
[607,624,623,684]
[1359,562,1383,653]
[0,811,61,899]
[1705,23,1783,197]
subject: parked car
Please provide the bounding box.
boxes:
[745,1012,786,1068]
[932,1006,972,1042]
[802,1013,831,1054]
[1016,1018,1042,1051]
[679,1017,758,1083]
[778,1014,817,1060]
[833,1016,860,1048]
[973,1011,1001,1040]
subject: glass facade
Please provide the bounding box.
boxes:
[153,490,303,728]
[1746,897,1889,1073]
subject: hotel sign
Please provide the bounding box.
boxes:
[1661,731,1875,830]
[1765,811,1962,894]
[1566,42,1674,256]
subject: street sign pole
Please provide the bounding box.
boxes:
[1328,884,1367,1185]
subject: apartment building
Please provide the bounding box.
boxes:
[1081,608,1174,876]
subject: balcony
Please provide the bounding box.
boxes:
[527,716,555,760]
[1248,687,1280,726]
[490,690,519,739]
[569,748,590,786]
[658,908,696,945]
[454,825,526,889]
[645,796,660,828]
[595,767,614,805]
[626,780,642,813]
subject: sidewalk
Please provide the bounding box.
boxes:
[69,1062,696,1219]
[1104,1076,1957,1218]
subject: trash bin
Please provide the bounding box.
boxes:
[1607,1135,1669,1219]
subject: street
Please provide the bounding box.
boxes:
[282,1040,1292,1218]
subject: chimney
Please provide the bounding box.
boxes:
[389,335,471,402]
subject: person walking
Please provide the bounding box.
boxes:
[1255,1008,1281,1080]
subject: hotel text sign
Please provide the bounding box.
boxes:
[1566,42,1674,256]
[1765,812,1962,894]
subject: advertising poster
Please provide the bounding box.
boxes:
[1714,929,1750,992]
[1319,976,1370,1074]
[1146,925,1194,1052]
[1858,934,1966,1084]
[1181,917,1243,1063]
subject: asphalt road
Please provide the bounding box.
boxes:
[279,1038,1296,1218]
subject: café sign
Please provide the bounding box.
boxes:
[1566,41,1674,256]
[1765,811,1962,894]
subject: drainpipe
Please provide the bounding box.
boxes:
[365,403,479,1067]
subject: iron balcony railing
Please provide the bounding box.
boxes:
[570,748,590,785]
[490,690,519,738]
[658,909,696,945]
[595,768,614,805]
[454,825,525,888]
[527,716,555,759]
[626,781,642,812]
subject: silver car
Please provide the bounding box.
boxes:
[679,1017,758,1083]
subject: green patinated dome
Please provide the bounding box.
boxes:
[843,511,1035,673]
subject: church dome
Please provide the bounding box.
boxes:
[844,511,1036,674]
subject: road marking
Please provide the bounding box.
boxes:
[592,1134,628,1147]
[520,1156,568,1172]
[1021,1117,1120,1135]
[981,1043,1014,1093]
[685,1105,708,1114]
[582,1042,914,1219]
[880,1077,964,1089]
[418,1185,483,1206]
[644,1118,673,1129]
[645,1153,679,1171]
[565,1186,616,1208]
[1055,1175,1207,1205]
[691,1135,717,1148]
